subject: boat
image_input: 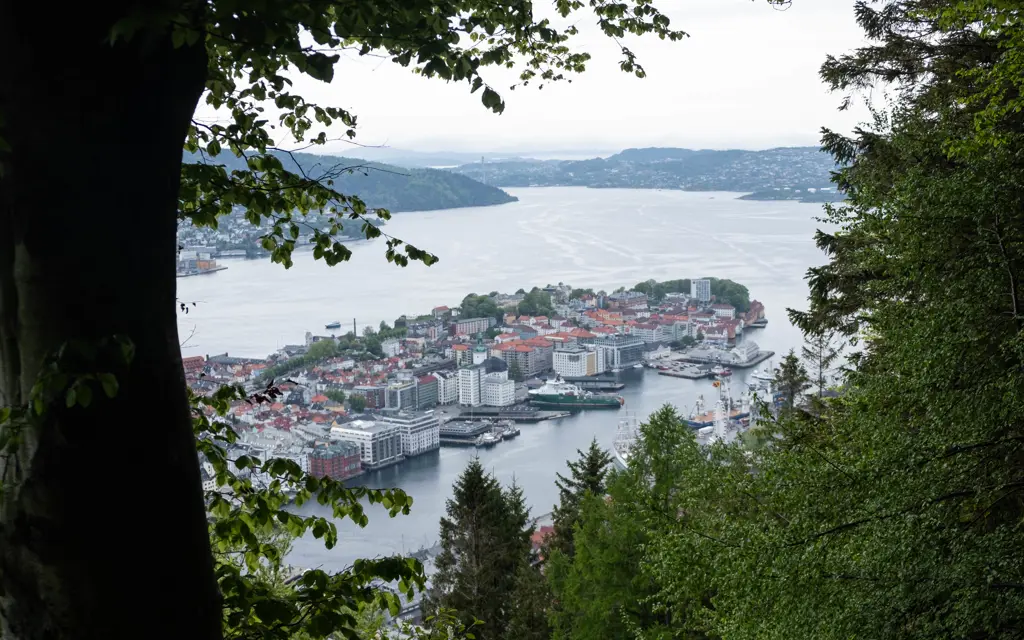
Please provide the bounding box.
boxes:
[528,375,624,409]
[613,415,639,470]
[475,431,502,448]
[325,321,342,330]
[632,363,644,369]
[751,364,774,382]
[611,367,622,373]
[710,365,732,377]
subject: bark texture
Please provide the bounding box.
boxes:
[0,2,221,638]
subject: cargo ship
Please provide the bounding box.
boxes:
[528,376,624,410]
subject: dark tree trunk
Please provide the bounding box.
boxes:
[0,2,220,639]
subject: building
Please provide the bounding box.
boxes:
[630,323,659,343]
[453,317,494,336]
[691,278,712,303]
[711,303,736,319]
[381,338,401,357]
[450,343,473,367]
[457,365,484,406]
[351,385,386,410]
[307,442,362,480]
[385,380,418,411]
[416,375,438,409]
[553,346,599,377]
[734,340,760,363]
[379,411,440,457]
[595,334,644,371]
[330,420,404,469]
[606,290,649,310]
[482,371,516,407]
[432,371,458,405]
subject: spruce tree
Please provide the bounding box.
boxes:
[426,462,547,640]
[549,438,613,558]
[774,348,810,413]
[800,330,842,398]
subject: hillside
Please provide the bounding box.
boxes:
[452,146,843,201]
[184,150,518,212]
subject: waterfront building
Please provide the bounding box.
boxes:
[733,340,760,363]
[691,278,712,303]
[416,375,438,409]
[385,379,418,411]
[595,334,644,371]
[457,365,484,406]
[553,346,599,377]
[330,419,404,469]
[630,323,659,343]
[380,411,440,457]
[308,442,362,480]
[431,371,458,405]
[482,372,516,407]
[453,317,494,336]
[711,303,736,319]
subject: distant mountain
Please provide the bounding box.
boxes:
[184,150,517,212]
[450,146,843,201]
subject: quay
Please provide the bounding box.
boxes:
[658,368,712,380]
[680,350,775,369]
[446,408,569,422]
[176,265,228,278]
[559,376,626,391]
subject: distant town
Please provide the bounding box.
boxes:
[187,278,770,492]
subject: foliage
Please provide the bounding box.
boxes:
[517,288,555,317]
[348,394,367,413]
[425,459,544,640]
[323,389,346,405]
[670,335,697,350]
[632,278,690,303]
[547,438,612,559]
[191,383,425,640]
[569,288,594,300]
[459,294,502,323]
[773,348,809,413]
[800,329,842,399]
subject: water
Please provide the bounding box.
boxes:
[177,186,830,569]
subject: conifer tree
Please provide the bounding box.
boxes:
[800,329,842,398]
[774,348,810,413]
[549,438,613,558]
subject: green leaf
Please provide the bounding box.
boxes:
[98,373,119,399]
[76,384,92,408]
[65,388,77,408]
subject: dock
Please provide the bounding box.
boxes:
[658,368,712,380]
[446,408,569,422]
[680,350,775,369]
[176,266,228,278]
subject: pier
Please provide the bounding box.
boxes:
[658,368,712,380]
[680,350,775,369]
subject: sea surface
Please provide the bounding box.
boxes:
[176,186,831,569]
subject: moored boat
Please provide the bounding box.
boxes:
[528,376,624,409]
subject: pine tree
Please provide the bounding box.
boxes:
[774,348,810,413]
[800,330,842,398]
[548,438,613,558]
[508,359,523,382]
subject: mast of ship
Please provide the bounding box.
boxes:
[713,395,728,441]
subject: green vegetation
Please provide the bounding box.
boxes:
[348,394,367,413]
[518,288,555,317]
[631,277,750,311]
[546,439,612,559]
[424,459,547,640]
[459,293,503,322]
[323,389,346,404]
[508,360,524,382]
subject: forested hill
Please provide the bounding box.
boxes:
[452,146,843,202]
[184,150,518,212]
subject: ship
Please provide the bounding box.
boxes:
[750,363,774,382]
[528,376,624,409]
[325,321,342,330]
[686,380,750,428]
[612,415,639,470]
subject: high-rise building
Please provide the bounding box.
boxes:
[385,380,418,411]
[482,371,516,407]
[457,365,484,406]
[330,420,404,469]
[416,375,438,409]
[553,346,598,377]
[432,371,458,405]
[691,278,712,303]
[595,334,644,371]
[307,442,363,480]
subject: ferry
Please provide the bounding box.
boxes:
[325,321,342,330]
[528,376,624,410]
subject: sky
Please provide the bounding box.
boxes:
[198,0,874,155]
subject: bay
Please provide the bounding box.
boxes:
[176,186,829,570]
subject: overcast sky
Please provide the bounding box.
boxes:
[201,0,873,154]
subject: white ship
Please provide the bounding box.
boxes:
[613,415,640,470]
[750,363,774,383]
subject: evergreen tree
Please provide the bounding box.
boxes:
[508,360,524,382]
[774,348,809,413]
[800,329,842,398]
[426,462,546,640]
[548,438,613,558]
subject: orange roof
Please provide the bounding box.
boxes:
[452,344,470,351]
[311,394,328,403]
[514,345,534,353]
[568,328,596,338]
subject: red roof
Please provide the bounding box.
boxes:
[311,394,328,403]
[433,305,449,311]
[451,344,470,351]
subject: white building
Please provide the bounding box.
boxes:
[432,371,458,405]
[457,366,484,406]
[380,411,440,457]
[482,372,516,407]
[330,419,404,468]
[691,278,711,303]
[381,338,401,357]
[733,340,760,363]
[630,323,659,343]
[553,347,598,377]
[711,304,736,319]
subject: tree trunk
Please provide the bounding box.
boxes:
[0,2,220,639]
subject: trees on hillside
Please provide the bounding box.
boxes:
[547,439,613,559]
[774,349,809,413]
[518,288,555,317]
[800,330,842,398]
[425,460,544,640]
[460,294,501,322]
